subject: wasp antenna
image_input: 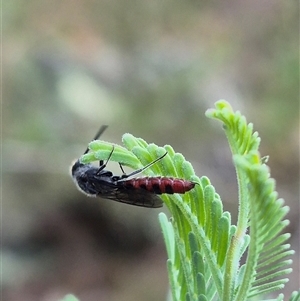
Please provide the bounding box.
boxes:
[83,125,109,155]
[83,147,90,155]
[93,125,109,140]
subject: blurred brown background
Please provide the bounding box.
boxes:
[3,1,299,300]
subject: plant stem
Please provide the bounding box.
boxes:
[222,135,250,300]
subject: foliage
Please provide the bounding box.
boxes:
[79,100,296,301]
[59,295,80,301]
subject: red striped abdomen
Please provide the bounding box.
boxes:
[122,177,196,194]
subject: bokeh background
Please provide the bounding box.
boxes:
[3,1,299,300]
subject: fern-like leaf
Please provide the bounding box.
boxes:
[207,100,293,300]
[234,152,293,299]
[81,133,232,300]
[289,290,300,301]
[78,100,294,300]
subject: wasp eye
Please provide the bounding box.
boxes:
[80,175,87,182]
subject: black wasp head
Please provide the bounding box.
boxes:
[71,125,109,196]
[71,160,99,196]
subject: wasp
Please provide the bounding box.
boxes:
[71,126,196,208]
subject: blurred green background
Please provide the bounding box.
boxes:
[3,1,299,300]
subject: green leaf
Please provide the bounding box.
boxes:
[289,290,300,301]
[75,99,294,301]
[81,140,142,168]
[233,152,293,299]
[206,100,293,300]
[59,295,80,301]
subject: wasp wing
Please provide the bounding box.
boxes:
[92,179,163,208]
[108,188,163,208]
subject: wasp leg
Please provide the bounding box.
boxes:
[126,151,168,178]
[118,163,129,179]
[96,145,115,175]
[119,163,128,176]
